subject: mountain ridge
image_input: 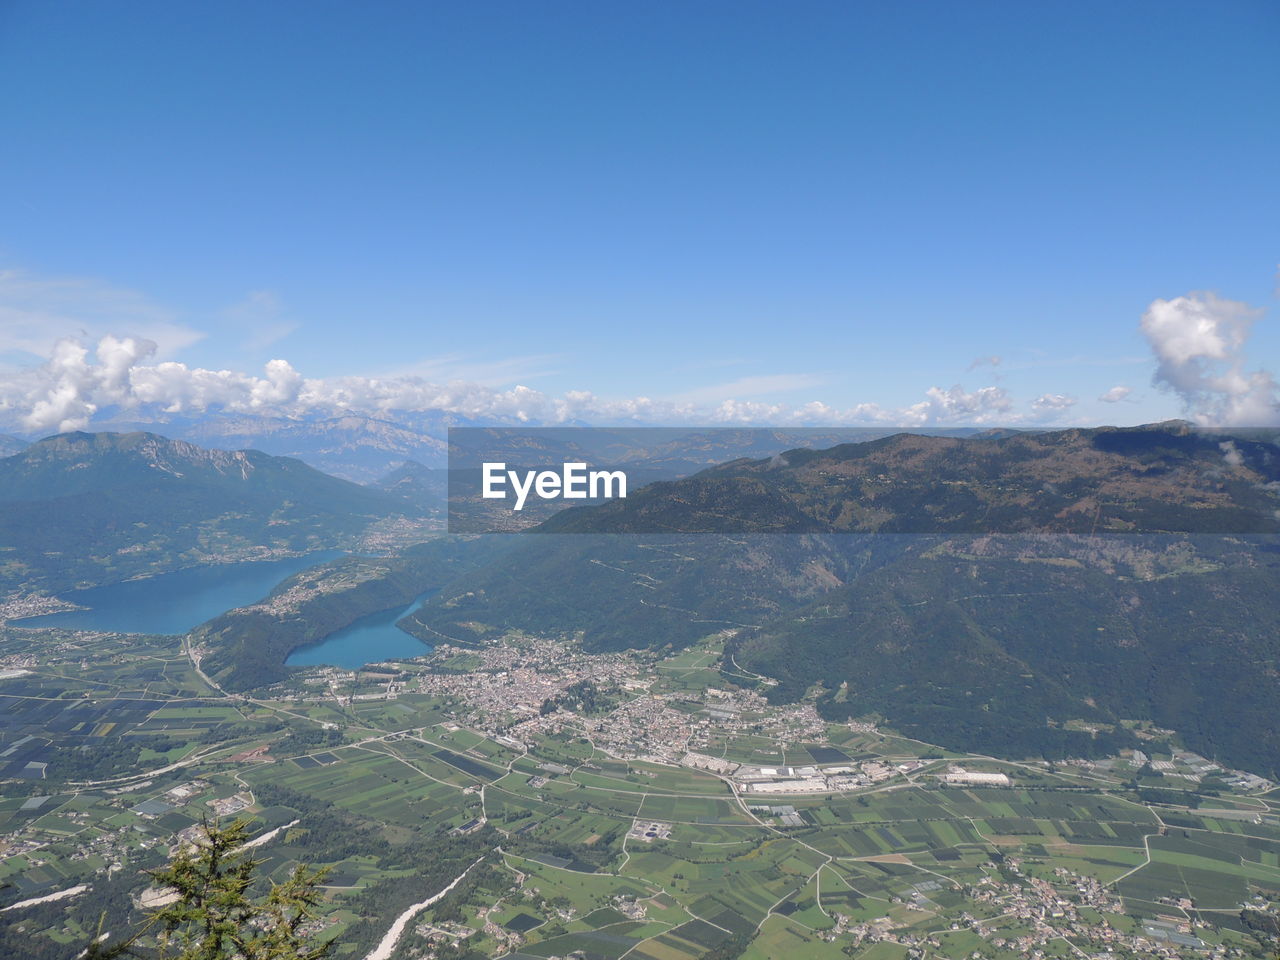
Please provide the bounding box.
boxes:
[0,431,410,594]
[540,422,1280,535]
[402,422,1280,773]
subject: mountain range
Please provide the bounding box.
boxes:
[0,435,27,457]
[0,431,410,593]
[53,413,455,482]
[4,421,1277,776]
[403,422,1280,774]
[5,414,1008,484]
[540,422,1280,534]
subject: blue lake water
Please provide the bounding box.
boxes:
[284,594,434,668]
[12,552,344,635]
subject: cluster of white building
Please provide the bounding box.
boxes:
[729,758,930,794]
[942,766,1011,786]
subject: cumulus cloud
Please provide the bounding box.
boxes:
[0,337,694,432]
[1032,393,1077,413]
[12,335,161,433]
[1140,291,1279,425]
[967,355,1002,371]
[903,385,1013,425]
[1099,385,1132,403]
[0,335,1045,434]
[1219,440,1244,467]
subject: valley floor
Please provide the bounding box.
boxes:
[1,625,1278,959]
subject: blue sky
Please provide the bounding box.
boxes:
[1,1,1277,430]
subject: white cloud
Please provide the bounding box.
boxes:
[1139,291,1279,425]
[1099,385,1132,403]
[967,355,1002,371]
[903,385,1013,425]
[708,399,787,423]
[1031,394,1077,417]
[12,335,161,433]
[1219,440,1244,467]
[0,334,1045,434]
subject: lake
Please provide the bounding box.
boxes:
[11,552,344,635]
[284,594,434,668]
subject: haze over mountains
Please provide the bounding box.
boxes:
[2,421,1278,777]
[0,431,410,593]
[403,422,1280,774]
[541,422,1280,535]
[4,411,1011,482]
[0,423,1008,594]
[48,412,458,483]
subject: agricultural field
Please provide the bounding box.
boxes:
[1,626,1278,959]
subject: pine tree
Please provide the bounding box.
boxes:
[91,817,333,960]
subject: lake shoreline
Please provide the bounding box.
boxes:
[9,551,344,635]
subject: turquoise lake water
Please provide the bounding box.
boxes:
[11,551,344,635]
[284,594,434,668]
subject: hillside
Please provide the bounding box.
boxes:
[403,423,1280,773]
[195,536,508,692]
[400,532,886,649]
[372,459,447,514]
[52,412,458,482]
[0,435,26,457]
[176,414,449,482]
[735,536,1280,775]
[0,432,408,593]
[543,422,1280,535]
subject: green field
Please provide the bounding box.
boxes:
[1,626,1277,959]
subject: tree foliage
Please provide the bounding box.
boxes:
[89,818,332,960]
